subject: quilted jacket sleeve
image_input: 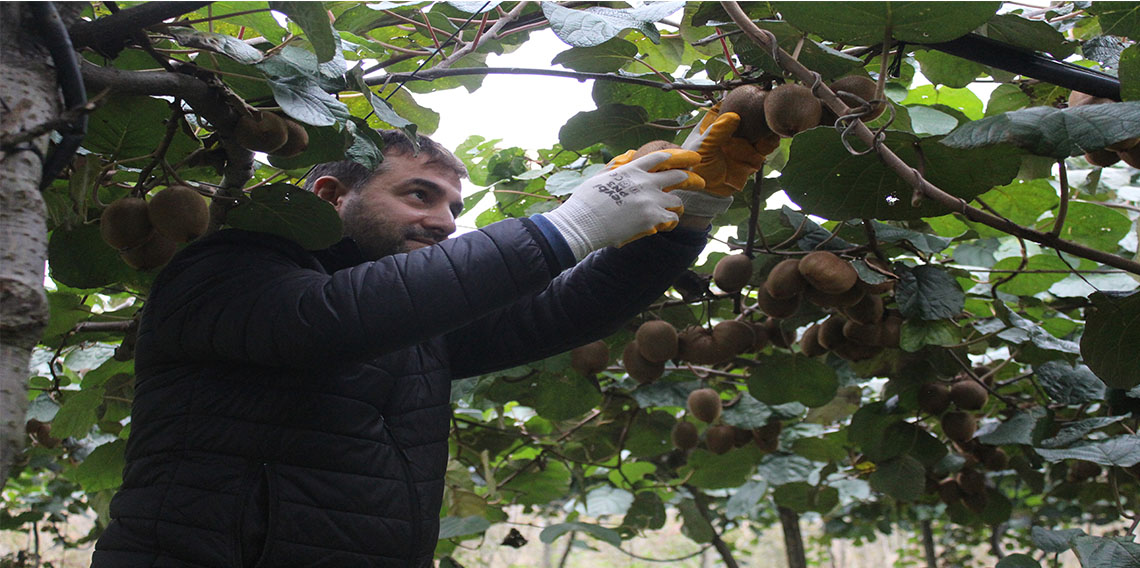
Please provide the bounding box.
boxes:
[139,220,557,370]
[444,227,708,378]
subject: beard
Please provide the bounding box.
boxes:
[339,196,440,260]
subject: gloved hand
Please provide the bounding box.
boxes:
[606,148,705,191]
[542,151,692,261]
[682,104,772,196]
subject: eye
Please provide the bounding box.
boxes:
[410,189,428,201]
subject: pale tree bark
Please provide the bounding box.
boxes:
[0,2,60,485]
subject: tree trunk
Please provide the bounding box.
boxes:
[922,519,938,568]
[778,506,807,568]
[0,1,61,486]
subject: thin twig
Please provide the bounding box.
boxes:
[1051,160,1070,237]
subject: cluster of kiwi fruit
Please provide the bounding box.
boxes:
[670,387,783,455]
[931,465,991,513]
[25,419,60,449]
[99,185,209,269]
[235,110,309,158]
[917,369,991,444]
[817,75,884,128]
[616,318,766,384]
[1068,91,1140,168]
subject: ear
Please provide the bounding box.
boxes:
[312,176,352,210]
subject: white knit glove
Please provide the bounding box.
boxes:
[671,189,733,218]
[543,151,691,261]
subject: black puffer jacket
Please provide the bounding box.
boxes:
[91,218,706,567]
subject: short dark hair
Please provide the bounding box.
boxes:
[303,130,467,192]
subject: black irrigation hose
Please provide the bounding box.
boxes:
[924,33,1122,101]
[30,1,88,191]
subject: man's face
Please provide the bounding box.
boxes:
[332,152,464,260]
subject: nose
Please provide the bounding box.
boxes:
[423,205,456,239]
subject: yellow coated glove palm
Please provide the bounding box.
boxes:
[682,105,772,196]
[606,148,705,192]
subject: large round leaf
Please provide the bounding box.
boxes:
[775,2,1001,45]
[1081,290,1140,390]
[747,352,838,407]
[48,223,134,289]
[226,184,343,250]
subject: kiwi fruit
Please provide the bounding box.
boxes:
[713,254,753,293]
[803,284,865,309]
[763,318,794,349]
[828,75,884,121]
[982,448,1009,471]
[718,84,776,144]
[956,468,986,496]
[917,382,951,415]
[879,314,903,348]
[843,293,884,325]
[764,83,823,138]
[148,185,209,243]
[799,251,858,295]
[752,421,782,453]
[100,197,154,250]
[26,419,60,449]
[1067,460,1102,482]
[799,324,827,357]
[831,340,881,362]
[120,232,178,270]
[235,111,289,153]
[705,424,736,455]
[817,315,849,351]
[677,326,721,365]
[1068,90,1113,107]
[570,340,609,375]
[622,341,664,384]
[272,119,310,158]
[1119,144,1140,168]
[671,421,700,450]
[731,427,754,448]
[756,284,801,318]
[962,490,988,513]
[764,258,808,299]
[712,319,755,357]
[632,140,682,160]
[749,321,771,351]
[636,320,679,363]
[841,319,883,346]
[941,411,977,443]
[937,478,962,505]
[949,380,989,411]
[687,388,723,423]
[1085,148,1121,167]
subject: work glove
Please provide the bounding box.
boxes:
[682,104,771,196]
[606,147,732,222]
[542,151,693,261]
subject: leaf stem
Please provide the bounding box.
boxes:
[1051,159,1070,238]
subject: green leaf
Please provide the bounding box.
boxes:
[168,27,264,64]
[990,255,1073,296]
[608,462,656,489]
[1036,202,1132,252]
[1088,2,1140,41]
[685,448,761,490]
[438,516,490,539]
[972,179,1059,238]
[773,481,839,514]
[624,411,675,458]
[1032,526,1086,554]
[540,521,622,548]
[551,39,638,73]
[84,96,199,162]
[48,223,134,290]
[267,76,345,126]
[502,460,570,506]
[270,1,337,62]
[631,379,700,410]
[986,84,1032,117]
[942,103,1140,158]
[902,85,985,120]
[677,499,714,544]
[775,1,1000,44]
[52,388,103,439]
[895,265,964,320]
[1122,45,1140,102]
[346,65,413,130]
[622,491,666,530]
[1034,435,1140,467]
[747,352,838,408]
[226,184,343,250]
[720,393,774,429]
[73,439,125,493]
[559,104,661,152]
[733,21,863,81]
[907,105,962,136]
[533,370,602,421]
[983,13,1075,59]
[871,222,951,254]
[1071,535,1140,568]
[915,49,986,89]
[585,485,633,517]
[869,454,926,502]
[900,318,960,352]
[1081,290,1140,390]
[725,480,768,519]
[592,81,692,123]
[542,2,685,47]
[978,409,1045,446]
[1035,361,1106,405]
[1038,416,1128,448]
[781,129,1020,221]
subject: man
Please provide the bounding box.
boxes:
[92,110,760,567]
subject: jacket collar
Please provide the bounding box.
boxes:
[313,237,368,272]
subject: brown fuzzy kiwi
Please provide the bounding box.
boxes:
[962,491,988,514]
[671,421,700,450]
[803,283,865,309]
[765,258,809,300]
[636,320,679,363]
[949,380,989,411]
[831,340,881,362]
[842,319,883,346]
[829,75,884,121]
[100,197,154,250]
[956,468,986,496]
[120,233,178,270]
[1086,148,1121,167]
[756,284,801,319]
[800,324,827,357]
[705,424,736,455]
[687,388,723,423]
[570,340,609,375]
[941,411,977,443]
[817,315,849,351]
[764,83,823,137]
[1067,460,1102,482]
[677,326,722,365]
[719,84,776,144]
[622,341,664,384]
[272,119,310,158]
[879,313,903,348]
[917,382,952,415]
[763,318,794,349]
[1119,144,1140,168]
[983,448,1009,471]
[799,251,858,294]
[938,478,962,505]
[843,293,884,325]
[749,321,771,351]
[1108,137,1140,152]
[713,254,753,293]
[1068,90,1113,108]
[752,421,782,453]
[632,140,682,160]
[147,185,209,243]
[235,111,289,153]
[712,320,755,357]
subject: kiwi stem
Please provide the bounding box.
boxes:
[1050,160,1070,238]
[720,1,1140,276]
[744,171,763,259]
[947,350,1018,408]
[134,102,183,191]
[990,236,1028,300]
[875,28,890,102]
